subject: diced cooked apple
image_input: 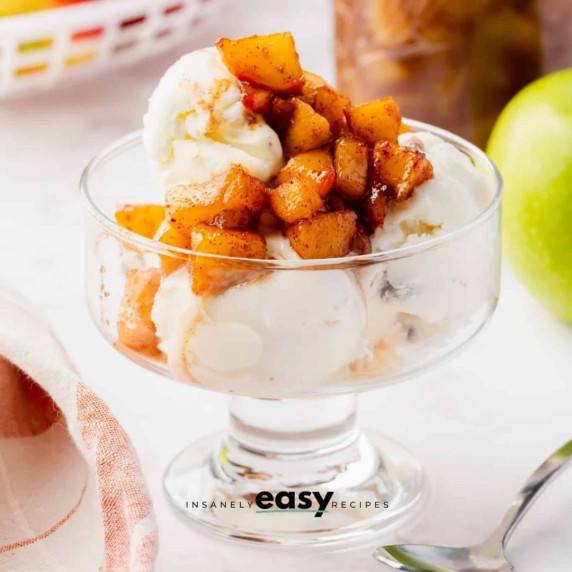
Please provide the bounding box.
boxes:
[285,210,357,259]
[352,220,372,255]
[372,141,434,202]
[216,33,304,93]
[191,225,266,258]
[190,225,267,295]
[270,96,296,134]
[275,148,335,198]
[115,204,165,239]
[334,137,369,199]
[298,74,350,135]
[363,172,389,229]
[399,122,411,134]
[300,70,328,95]
[344,97,401,145]
[283,99,331,156]
[210,208,257,229]
[267,178,325,223]
[241,83,273,118]
[165,166,266,233]
[117,268,162,354]
[313,85,351,137]
[154,222,189,275]
[327,192,354,212]
[257,209,282,234]
[370,0,414,44]
[298,71,329,107]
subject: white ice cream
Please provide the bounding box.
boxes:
[359,131,496,361]
[151,267,369,396]
[143,47,283,187]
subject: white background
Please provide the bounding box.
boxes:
[1,0,572,570]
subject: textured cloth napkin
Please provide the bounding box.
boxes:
[0,287,157,571]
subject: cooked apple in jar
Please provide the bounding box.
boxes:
[334,0,572,147]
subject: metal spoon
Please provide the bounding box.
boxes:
[374,439,572,572]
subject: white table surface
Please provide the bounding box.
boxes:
[2,1,572,570]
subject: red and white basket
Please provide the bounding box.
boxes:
[0,0,223,98]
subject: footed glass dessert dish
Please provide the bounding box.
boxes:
[81,122,502,544]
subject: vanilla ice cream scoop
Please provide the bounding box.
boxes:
[148,128,494,393]
[151,267,369,396]
[359,131,495,353]
[143,47,283,187]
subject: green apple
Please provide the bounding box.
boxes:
[487,68,572,322]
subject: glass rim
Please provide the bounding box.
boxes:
[80,119,503,269]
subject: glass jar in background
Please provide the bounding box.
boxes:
[334,0,572,147]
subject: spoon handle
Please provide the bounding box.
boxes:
[487,439,572,548]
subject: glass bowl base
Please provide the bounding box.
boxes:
[163,429,428,545]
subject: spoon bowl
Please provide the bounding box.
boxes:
[375,543,513,572]
[374,439,572,571]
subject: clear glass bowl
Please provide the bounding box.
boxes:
[81,121,502,544]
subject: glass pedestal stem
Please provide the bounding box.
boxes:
[164,394,427,544]
[228,394,359,455]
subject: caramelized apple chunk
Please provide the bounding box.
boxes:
[190,225,267,295]
[372,141,434,202]
[299,72,350,135]
[117,268,162,354]
[352,220,372,255]
[300,71,329,95]
[191,225,266,260]
[275,149,335,198]
[344,97,401,145]
[257,209,282,233]
[399,122,411,134]
[285,210,357,259]
[241,83,273,118]
[363,172,389,229]
[270,96,296,134]
[210,208,257,229]
[313,85,351,137]
[115,204,165,239]
[267,178,325,223]
[154,222,189,275]
[216,32,304,93]
[165,166,266,232]
[283,99,331,156]
[327,192,354,212]
[334,137,369,200]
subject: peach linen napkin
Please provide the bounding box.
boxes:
[0,286,157,571]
